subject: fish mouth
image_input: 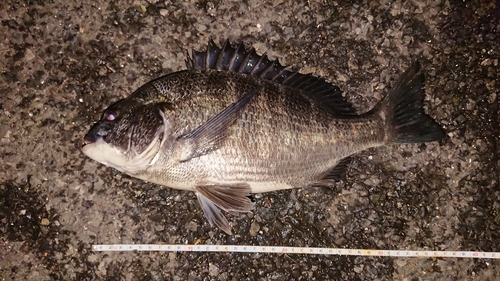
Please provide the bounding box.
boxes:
[82,139,93,148]
[82,128,104,150]
[81,134,103,153]
[81,139,94,153]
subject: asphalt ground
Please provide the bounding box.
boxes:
[1,0,499,280]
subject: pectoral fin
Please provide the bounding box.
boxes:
[194,183,254,234]
[177,88,259,162]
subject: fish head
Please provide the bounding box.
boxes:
[82,98,173,174]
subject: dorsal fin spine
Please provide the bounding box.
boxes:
[216,40,228,69]
[259,59,276,79]
[204,41,211,69]
[230,43,243,72]
[282,71,299,85]
[250,53,266,76]
[237,50,249,72]
[271,66,288,81]
[185,39,356,115]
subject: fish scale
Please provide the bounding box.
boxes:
[141,70,382,186]
[82,39,444,234]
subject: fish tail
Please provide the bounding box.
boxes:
[378,62,445,143]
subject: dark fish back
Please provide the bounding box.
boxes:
[186,39,356,116]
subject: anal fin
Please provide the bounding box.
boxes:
[314,157,352,187]
[194,183,254,234]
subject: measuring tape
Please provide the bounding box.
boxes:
[92,244,499,259]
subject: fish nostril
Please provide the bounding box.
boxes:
[84,132,99,144]
[97,130,108,137]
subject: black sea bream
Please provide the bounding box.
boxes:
[82,39,445,234]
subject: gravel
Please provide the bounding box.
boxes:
[1,0,499,280]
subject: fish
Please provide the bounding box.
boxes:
[82,39,445,234]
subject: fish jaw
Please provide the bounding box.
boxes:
[81,124,166,175]
[82,136,134,173]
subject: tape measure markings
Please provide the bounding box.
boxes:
[92,244,499,259]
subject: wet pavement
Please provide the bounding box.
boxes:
[1,0,499,280]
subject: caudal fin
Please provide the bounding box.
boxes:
[379,63,445,143]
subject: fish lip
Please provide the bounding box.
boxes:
[82,139,92,147]
[82,135,101,150]
[81,140,92,152]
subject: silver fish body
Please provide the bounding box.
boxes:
[82,40,444,233]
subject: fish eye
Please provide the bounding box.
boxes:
[104,111,117,121]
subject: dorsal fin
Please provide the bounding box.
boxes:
[186,39,356,115]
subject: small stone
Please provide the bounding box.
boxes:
[88,254,98,263]
[160,9,169,17]
[480,58,491,66]
[41,218,50,226]
[354,265,364,273]
[396,259,407,267]
[25,49,35,61]
[209,263,219,277]
[186,221,198,232]
[249,221,260,236]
